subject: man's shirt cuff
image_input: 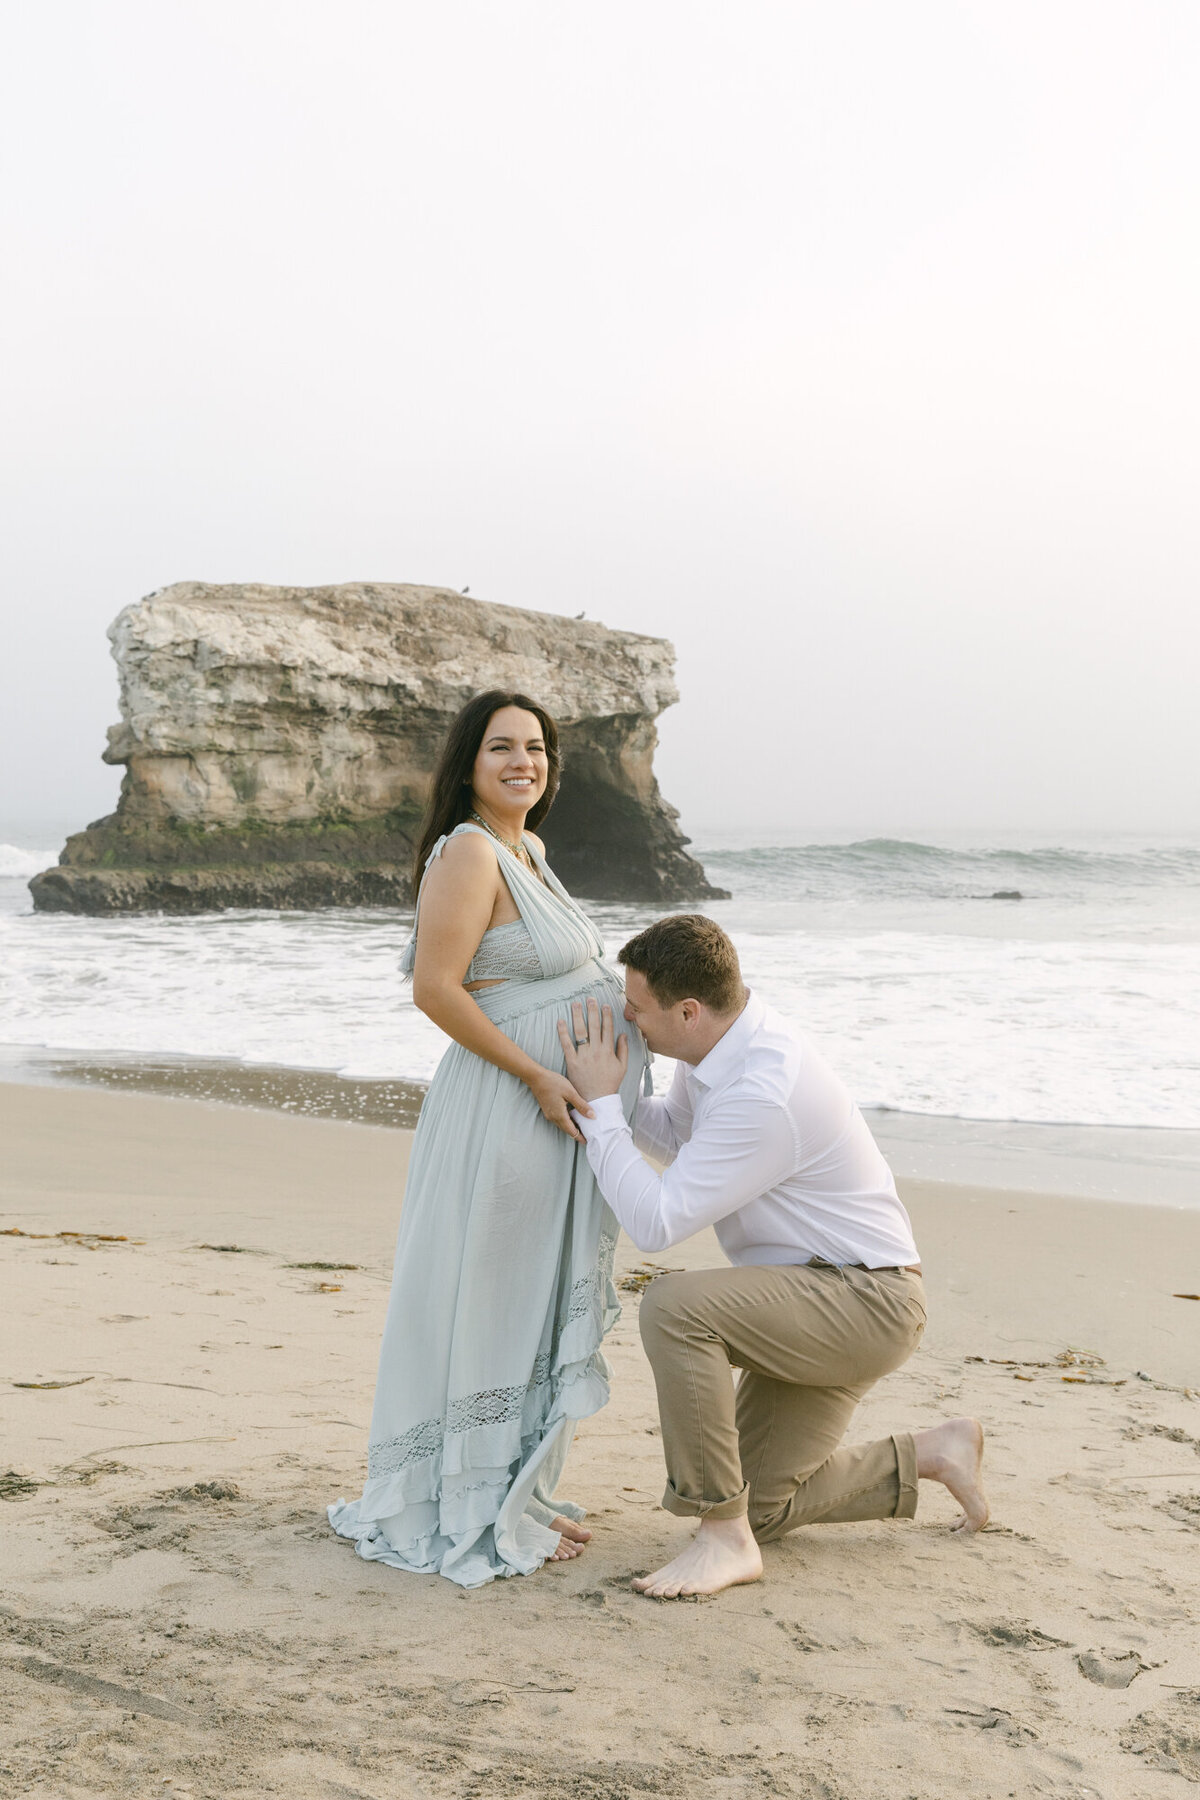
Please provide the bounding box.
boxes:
[576,1092,628,1141]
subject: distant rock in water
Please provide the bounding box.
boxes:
[30,582,726,915]
[990,890,1024,901]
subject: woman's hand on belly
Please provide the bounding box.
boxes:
[528,1068,595,1144]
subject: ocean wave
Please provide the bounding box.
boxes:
[696,838,1200,900]
[2,834,1197,1129]
[0,844,56,879]
[0,907,1196,1128]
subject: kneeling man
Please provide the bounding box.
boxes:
[559,915,987,1599]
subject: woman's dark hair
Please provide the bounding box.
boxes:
[412,690,561,897]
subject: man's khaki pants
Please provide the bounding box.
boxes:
[638,1260,926,1541]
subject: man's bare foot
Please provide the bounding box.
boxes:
[632,1515,764,1599]
[547,1515,592,1561]
[914,1417,989,1533]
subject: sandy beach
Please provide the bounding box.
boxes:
[3,1080,1200,1799]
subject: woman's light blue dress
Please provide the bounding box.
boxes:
[328,824,648,1587]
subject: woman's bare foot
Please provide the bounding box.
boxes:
[632,1515,764,1599]
[547,1515,592,1561]
[914,1417,989,1533]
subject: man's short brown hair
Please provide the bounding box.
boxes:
[618,914,744,1014]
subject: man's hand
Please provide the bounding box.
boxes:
[557,996,629,1101]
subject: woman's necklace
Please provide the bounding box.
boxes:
[469,810,534,870]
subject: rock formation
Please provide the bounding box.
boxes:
[31,582,726,914]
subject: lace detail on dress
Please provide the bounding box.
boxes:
[366,1415,444,1476]
[565,1229,613,1323]
[464,918,542,986]
[566,1227,618,1324]
[366,1352,555,1479]
[445,1351,553,1433]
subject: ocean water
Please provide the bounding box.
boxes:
[1,831,1197,1130]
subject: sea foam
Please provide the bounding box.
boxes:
[0,843,57,879]
[1,835,1197,1129]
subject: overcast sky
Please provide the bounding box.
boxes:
[2,0,1197,842]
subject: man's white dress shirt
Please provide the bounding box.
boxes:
[578,991,919,1270]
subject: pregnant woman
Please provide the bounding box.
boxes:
[329,690,648,1587]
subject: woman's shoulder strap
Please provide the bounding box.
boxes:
[414,823,502,902]
[402,822,501,978]
[439,821,503,862]
[423,822,492,866]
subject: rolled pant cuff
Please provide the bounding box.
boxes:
[662,1480,750,1521]
[893,1431,918,1519]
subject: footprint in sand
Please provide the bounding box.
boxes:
[946,1705,1038,1745]
[1121,1696,1200,1780]
[776,1620,831,1653]
[1077,1649,1153,1688]
[1161,1493,1200,1528]
[970,1620,1073,1652]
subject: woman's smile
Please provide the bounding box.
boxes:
[471,705,550,825]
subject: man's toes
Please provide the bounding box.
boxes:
[633,1573,667,1595]
[948,1497,987,1534]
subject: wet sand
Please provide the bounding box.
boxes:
[5,1041,1197,1200]
[0,1044,427,1130]
[3,1080,1200,1798]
